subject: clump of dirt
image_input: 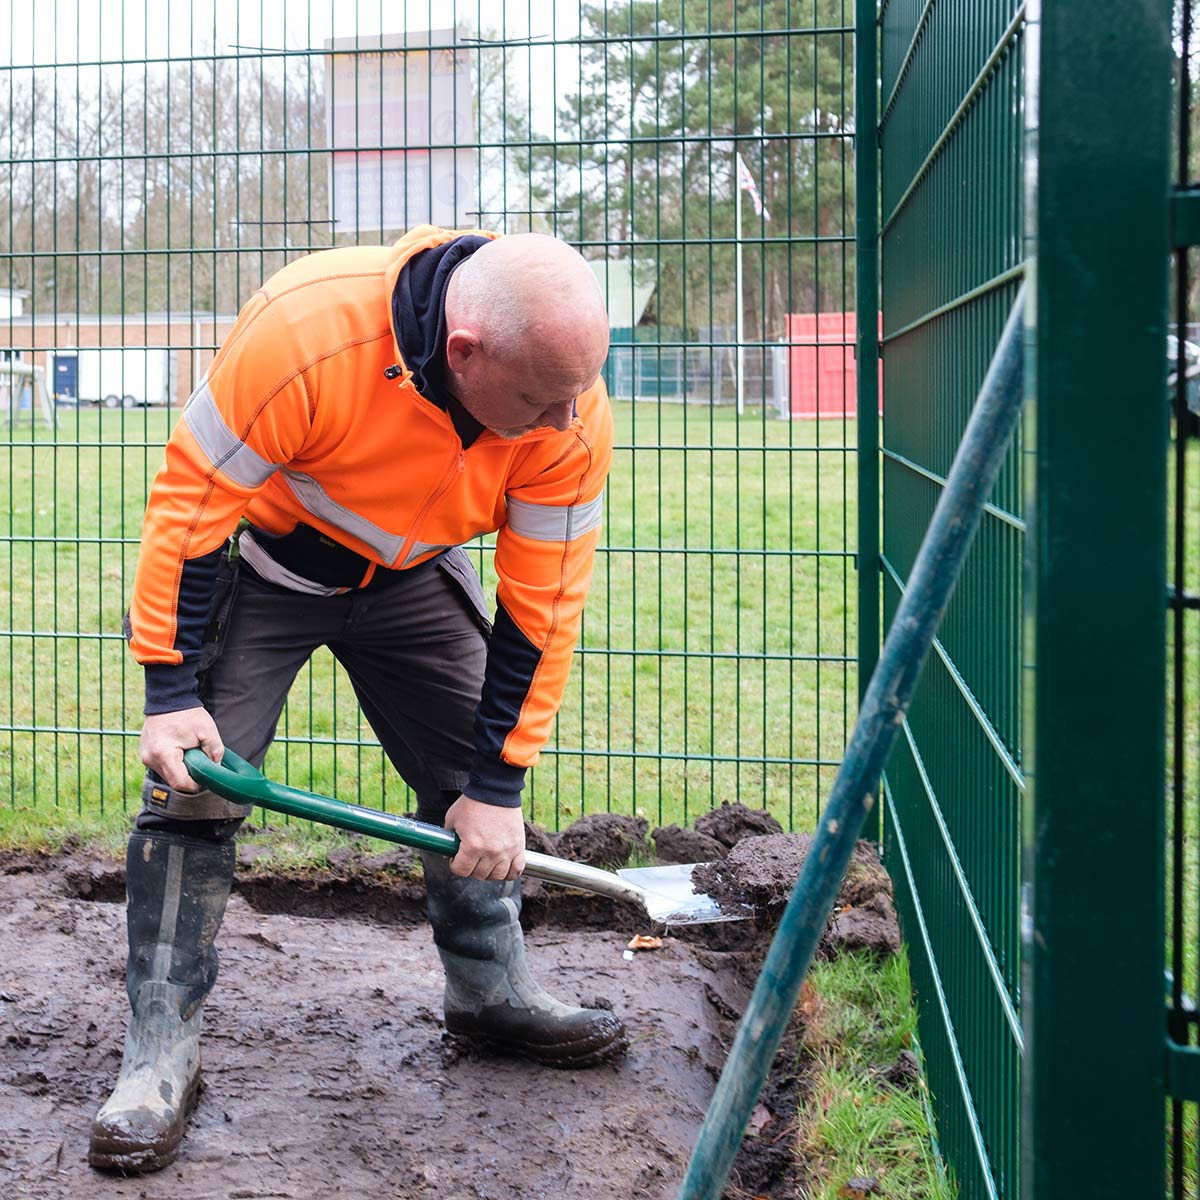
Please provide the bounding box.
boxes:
[691,833,899,957]
[839,859,894,907]
[523,820,559,856]
[882,1048,921,1090]
[555,812,649,868]
[692,832,814,910]
[360,847,416,875]
[693,802,784,849]
[651,824,727,865]
[316,842,417,878]
[827,891,901,957]
[235,841,270,868]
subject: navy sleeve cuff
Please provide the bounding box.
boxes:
[143,664,204,716]
[466,753,527,808]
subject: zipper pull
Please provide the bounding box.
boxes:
[384,364,403,380]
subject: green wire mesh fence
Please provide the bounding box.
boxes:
[875,1,1025,1196]
[0,1,859,837]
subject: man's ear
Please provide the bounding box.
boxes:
[445,329,480,375]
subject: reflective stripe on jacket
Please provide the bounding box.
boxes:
[128,225,614,803]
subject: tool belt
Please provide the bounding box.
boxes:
[236,522,402,595]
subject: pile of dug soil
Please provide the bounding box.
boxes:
[692,832,899,956]
[650,824,726,865]
[554,812,649,868]
[693,802,784,849]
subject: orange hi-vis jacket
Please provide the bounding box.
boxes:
[128,225,614,807]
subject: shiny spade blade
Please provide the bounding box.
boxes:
[616,863,751,926]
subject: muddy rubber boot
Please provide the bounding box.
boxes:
[422,851,628,1068]
[89,831,235,1174]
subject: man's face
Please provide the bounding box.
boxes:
[452,345,599,440]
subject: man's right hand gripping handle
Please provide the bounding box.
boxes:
[140,709,225,793]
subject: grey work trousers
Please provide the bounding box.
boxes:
[136,546,492,838]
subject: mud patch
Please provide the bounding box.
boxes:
[523,820,559,856]
[2,822,902,1199]
[0,850,794,1200]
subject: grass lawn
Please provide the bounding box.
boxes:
[802,951,955,1200]
[1,398,860,837]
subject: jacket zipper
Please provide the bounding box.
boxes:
[396,445,466,566]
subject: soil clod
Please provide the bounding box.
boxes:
[696,835,892,926]
[555,812,649,868]
[841,1176,881,1197]
[651,824,727,865]
[523,820,559,856]
[828,892,901,958]
[323,845,362,873]
[882,1048,921,1090]
[693,802,784,849]
[359,847,415,875]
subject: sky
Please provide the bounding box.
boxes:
[0,0,586,66]
[0,0,591,144]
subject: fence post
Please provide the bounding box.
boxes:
[855,0,880,718]
[1021,1,1169,1195]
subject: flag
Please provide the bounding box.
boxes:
[736,152,771,222]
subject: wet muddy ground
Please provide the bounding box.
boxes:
[0,812,897,1199]
[0,850,782,1200]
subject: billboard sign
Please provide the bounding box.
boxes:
[326,31,475,234]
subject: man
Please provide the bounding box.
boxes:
[89,227,627,1175]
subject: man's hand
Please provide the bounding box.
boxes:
[443,795,526,881]
[140,709,225,793]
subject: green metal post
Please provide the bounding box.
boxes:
[855,0,880,716]
[1021,1,1169,1196]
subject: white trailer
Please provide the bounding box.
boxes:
[71,347,176,408]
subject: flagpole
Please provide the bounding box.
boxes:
[734,151,745,417]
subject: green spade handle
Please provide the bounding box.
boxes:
[182,748,647,909]
[183,747,460,857]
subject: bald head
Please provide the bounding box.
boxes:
[443,234,611,439]
[447,234,609,372]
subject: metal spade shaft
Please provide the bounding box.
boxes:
[183,748,739,925]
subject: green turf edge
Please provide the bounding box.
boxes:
[799,948,957,1200]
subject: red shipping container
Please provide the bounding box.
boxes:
[785,311,883,418]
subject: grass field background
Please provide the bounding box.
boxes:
[0,398,961,1200]
[1,399,859,841]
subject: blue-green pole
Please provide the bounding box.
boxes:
[677,289,1026,1200]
